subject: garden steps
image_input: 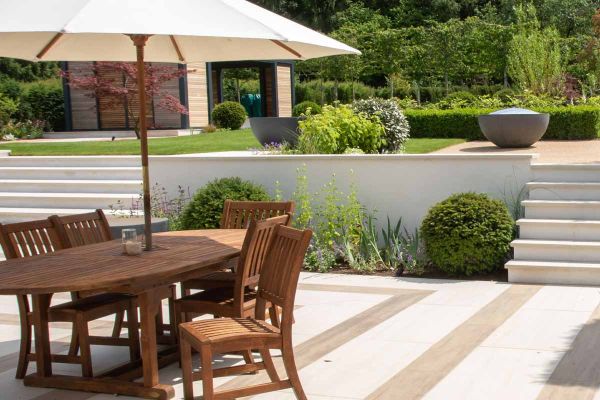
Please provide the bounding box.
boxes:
[527,182,600,201]
[505,260,600,286]
[0,156,142,223]
[509,164,600,285]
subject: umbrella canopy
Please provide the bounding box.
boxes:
[0,0,360,249]
[0,0,359,62]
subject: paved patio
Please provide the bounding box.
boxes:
[434,139,600,164]
[0,273,599,399]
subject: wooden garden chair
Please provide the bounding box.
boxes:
[50,210,177,343]
[179,224,312,400]
[0,219,139,379]
[181,200,294,294]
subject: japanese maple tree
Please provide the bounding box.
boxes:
[62,62,188,138]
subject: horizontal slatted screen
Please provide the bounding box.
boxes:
[68,62,98,130]
[276,64,292,117]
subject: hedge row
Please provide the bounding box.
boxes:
[404,106,600,140]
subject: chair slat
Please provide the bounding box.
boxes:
[220,200,295,229]
[51,210,113,248]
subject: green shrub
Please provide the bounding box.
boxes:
[179,177,271,229]
[0,93,18,126]
[540,106,600,140]
[21,81,64,131]
[421,193,514,275]
[405,108,491,140]
[0,120,44,140]
[494,88,517,103]
[405,106,600,140]
[0,78,23,100]
[298,104,385,154]
[352,97,410,152]
[293,101,322,117]
[211,101,247,130]
[295,80,376,104]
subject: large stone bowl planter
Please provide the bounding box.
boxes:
[249,117,299,147]
[107,216,169,239]
[478,108,549,148]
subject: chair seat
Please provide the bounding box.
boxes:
[50,293,134,321]
[183,270,236,291]
[177,287,257,311]
[180,318,280,345]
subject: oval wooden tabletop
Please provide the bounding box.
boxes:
[0,229,246,295]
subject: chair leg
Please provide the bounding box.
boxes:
[76,314,93,378]
[15,318,31,379]
[200,345,214,400]
[282,342,306,400]
[242,350,255,366]
[126,306,140,362]
[168,285,177,343]
[112,311,125,338]
[260,348,280,382]
[180,334,194,400]
[67,323,79,357]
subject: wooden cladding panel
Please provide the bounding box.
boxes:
[152,63,182,129]
[125,65,154,130]
[186,63,209,128]
[68,62,98,130]
[96,64,127,129]
[264,66,274,117]
[276,65,292,117]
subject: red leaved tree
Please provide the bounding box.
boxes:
[62,62,188,138]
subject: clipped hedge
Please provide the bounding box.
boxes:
[405,106,600,140]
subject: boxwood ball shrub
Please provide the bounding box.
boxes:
[420,193,514,276]
[211,101,247,130]
[298,104,385,154]
[293,101,322,117]
[179,177,271,229]
[352,97,410,152]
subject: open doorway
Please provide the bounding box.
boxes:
[221,67,262,117]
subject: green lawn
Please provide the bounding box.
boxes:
[0,129,464,156]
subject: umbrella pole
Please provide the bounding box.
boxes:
[132,35,153,251]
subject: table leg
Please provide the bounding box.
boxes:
[31,293,52,377]
[138,289,160,388]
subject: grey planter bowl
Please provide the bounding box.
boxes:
[107,216,169,239]
[249,117,299,146]
[478,108,549,148]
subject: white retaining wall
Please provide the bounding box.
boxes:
[149,153,535,232]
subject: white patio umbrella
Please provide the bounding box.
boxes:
[0,0,359,249]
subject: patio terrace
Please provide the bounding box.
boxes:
[1,272,598,400]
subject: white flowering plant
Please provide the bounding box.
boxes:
[352,98,410,152]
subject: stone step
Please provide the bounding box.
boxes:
[0,179,142,194]
[517,218,600,241]
[0,192,140,210]
[512,239,600,263]
[0,156,140,168]
[0,207,142,224]
[528,182,600,201]
[506,260,600,286]
[0,167,142,180]
[523,200,600,220]
[532,163,600,183]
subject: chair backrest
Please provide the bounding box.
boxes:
[255,225,312,333]
[220,200,295,229]
[49,209,113,248]
[236,214,291,288]
[0,219,65,259]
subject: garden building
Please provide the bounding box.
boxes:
[61,61,295,131]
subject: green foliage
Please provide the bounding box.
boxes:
[179,177,271,230]
[20,81,65,131]
[352,97,411,151]
[295,80,376,104]
[211,101,247,130]
[298,104,385,154]
[0,58,59,82]
[0,78,23,100]
[406,106,600,140]
[0,120,44,140]
[508,5,564,96]
[0,93,18,126]
[293,101,322,117]
[421,193,514,275]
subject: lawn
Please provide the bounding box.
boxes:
[0,129,464,156]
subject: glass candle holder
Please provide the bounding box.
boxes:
[122,228,142,255]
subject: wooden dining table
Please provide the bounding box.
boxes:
[0,229,246,400]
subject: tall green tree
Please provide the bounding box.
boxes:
[507,4,564,95]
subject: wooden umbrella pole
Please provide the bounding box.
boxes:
[131,35,153,251]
